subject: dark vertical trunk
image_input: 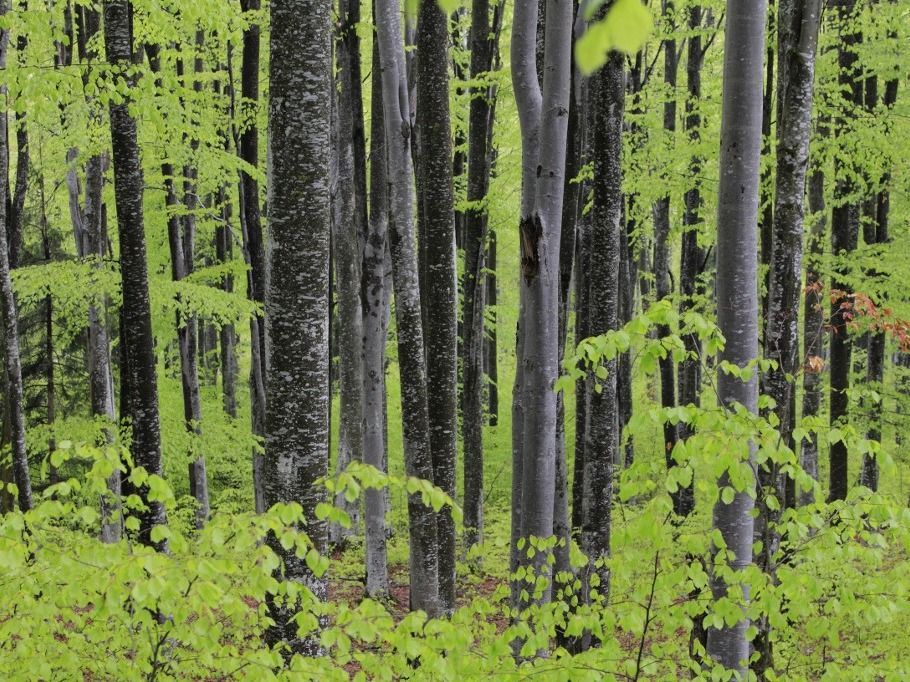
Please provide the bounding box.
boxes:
[861,76,896,491]
[707,0,765,671]
[375,0,441,616]
[103,0,166,550]
[583,46,623,612]
[800,163,825,503]
[760,0,775,334]
[330,0,366,546]
[263,0,332,654]
[216,191,238,419]
[462,0,494,552]
[654,0,681,508]
[0,3,31,511]
[755,0,821,670]
[828,0,861,503]
[239,0,268,511]
[676,4,705,518]
[417,0,458,613]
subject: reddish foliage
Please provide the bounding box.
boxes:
[828,289,910,352]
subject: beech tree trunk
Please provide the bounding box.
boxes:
[262,0,332,654]
[330,0,365,546]
[362,38,391,597]
[676,2,705,518]
[238,0,268,512]
[828,0,861,503]
[103,0,166,549]
[0,1,32,512]
[583,45,624,610]
[511,0,572,605]
[374,0,441,616]
[417,0,458,612]
[707,0,765,671]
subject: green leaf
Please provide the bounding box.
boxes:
[576,0,654,75]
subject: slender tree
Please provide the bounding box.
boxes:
[331,0,365,545]
[510,0,572,604]
[0,0,32,512]
[374,0,441,616]
[361,34,390,597]
[103,0,166,549]
[707,0,766,671]
[828,0,861,502]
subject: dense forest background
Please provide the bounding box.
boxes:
[0,0,909,678]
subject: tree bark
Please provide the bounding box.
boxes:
[262,0,332,655]
[417,0,458,612]
[0,1,32,512]
[330,0,366,546]
[103,0,166,549]
[707,0,765,671]
[362,35,391,597]
[238,0,268,512]
[511,0,572,606]
[828,0,861,503]
[374,0,441,616]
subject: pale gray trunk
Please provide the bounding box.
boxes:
[0,3,32,512]
[374,0,440,616]
[361,35,390,598]
[263,0,332,655]
[707,0,766,672]
[511,0,572,604]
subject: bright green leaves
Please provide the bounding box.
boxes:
[575,0,654,74]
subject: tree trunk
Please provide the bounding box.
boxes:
[103,0,166,550]
[362,37,391,597]
[583,45,623,614]
[262,0,332,655]
[755,0,821,670]
[462,0,495,553]
[707,0,765,672]
[0,2,32,512]
[654,0,682,510]
[374,0,441,616]
[828,0,861,503]
[417,0,458,612]
[330,0,366,547]
[676,4,705,518]
[238,0,268,512]
[511,0,572,606]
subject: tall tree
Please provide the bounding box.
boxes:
[0,0,32,512]
[361,34,390,598]
[707,0,765,671]
[262,0,332,653]
[583,43,624,610]
[374,0,441,616]
[238,0,268,512]
[103,0,166,549]
[331,0,365,545]
[510,0,572,604]
[755,0,822,670]
[417,0,458,612]
[462,0,494,556]
[828,0,861,502]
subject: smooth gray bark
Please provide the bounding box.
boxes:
[707,0,766,672]
[361,34,390,598]
[511,0,572,604]
[374,0,440,616]
[0,2,32,513]
[263,0,332,654]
